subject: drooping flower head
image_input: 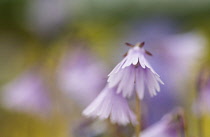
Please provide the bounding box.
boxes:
[124,19,205,125]
[108,42,164,99]
[83,42,163,125]
[83,85,136,126]
[1,71,51,116]
[140,108,185,137]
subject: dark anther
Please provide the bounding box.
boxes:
[125,42,134,47]
[123,52,128,57]
[145,50,152,56]
[139,42,145,48]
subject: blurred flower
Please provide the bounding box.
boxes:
[27,0,71,37]
[108,42,163,99]
[57,49,107,108]
[123,18,206,125]
[193,68,210,116]
[1,71,51,116]
[140,108,185,137]
[83,85,136,126]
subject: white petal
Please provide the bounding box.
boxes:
[108,58,126,76]
[83,86,136,126]
[82,87,107,116]
[131,53,139,65]
[107,69,123,88]
[139,55,146,69]
[122,55,133,68]
[145,68,163,97]
[116,68,130,96]
[135,67,145,99]
[123,66,135,97]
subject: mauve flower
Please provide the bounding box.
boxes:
[140,109,185,137]
[125,19,205,94]
[1,71,51,116]
[108,42,164,99]
[122,18,205,125]
[57,49,107,107]
[83,85,137,126]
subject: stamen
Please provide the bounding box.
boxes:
[139,42,145,48]
[125,42,134,47]
[145,50,152,56]
[123,52,128,57]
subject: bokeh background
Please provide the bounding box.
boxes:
[1,0,210,137]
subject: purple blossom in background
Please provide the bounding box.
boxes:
[83,85,136,126]
[1,71,51,116]
[140,109,185,137]
[27,0,71,37]
[108,42,164,99]
[57,49,107,108]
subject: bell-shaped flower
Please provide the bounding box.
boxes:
[83,85,136,126]
[108,42,163,99]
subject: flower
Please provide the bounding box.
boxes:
[82,85,136,126]
[1,71,51,116]
[108,42,164,99]
[57,49,107,107]
[140,108,185,137]
[123,18,205,124]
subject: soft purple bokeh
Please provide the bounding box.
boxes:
[27,0,71,37]
[57,49,107,108]
[141,108,185,137]
[1,71,51,116]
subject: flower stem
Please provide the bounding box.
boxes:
[111,124,126,137]
[198,116,204,137]
[183,121,189,137]
[181,114,189,137]
[135,95,141,137]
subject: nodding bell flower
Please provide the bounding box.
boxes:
[140,108,185,137]
[83,42,163,126]
[108,42,164,99]
[83,85,137,126]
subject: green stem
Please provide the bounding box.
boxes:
[135,95,141,137]
[198,116,204,137]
